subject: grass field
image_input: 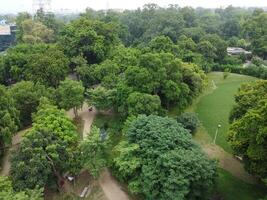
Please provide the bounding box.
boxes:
[195,72,256,152]
[217,168,267,200]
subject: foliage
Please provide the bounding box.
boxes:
[228,81,267,180]
[8,81,52,127]
[127,92,162,116]
[0,43,69,87]
[243,12,267,59]
[56,79,85,117]
[0,85,19,157]
[0,176,43,200]
[59,18,119,64]
[11,98,80,191]
[176,112,199,134]
[87,86,116,111]
[19,19,55,44]
[79,126,107,178]
[113,115,217,199]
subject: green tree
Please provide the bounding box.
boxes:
[11,99,80,190]
[127,92,162,116]
[0,176,43,200]
[114,115,217,199]
[79,126,107,178]
[176,112,199,134]
[243,13,267,59]
[24,45,69,87]
[228,81,267,180]
[15,12,32,42]
[8,81,52,127]
[56,79,85,117]
[0,85,19,157]
[87,86,116,111]
[20,19,55,44]
[60,18,119,64]
[0,44,69,87]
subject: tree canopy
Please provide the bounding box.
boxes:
[11,98,80,191]
[228,81,267,181]
[0,85,19,157]
[114,115,217,199]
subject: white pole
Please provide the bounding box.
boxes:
[213,124,221,144]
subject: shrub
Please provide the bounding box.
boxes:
[176,112,199,134]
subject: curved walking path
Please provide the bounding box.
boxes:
[99,169,129,200]
[0,129,28,176]
[202,143,257,183]
[69,103,130,200]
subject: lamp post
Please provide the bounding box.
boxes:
[213,124,221,144]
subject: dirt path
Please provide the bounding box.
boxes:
[67,103,96,139]
[203,143,257,183]
[73,104,129,200]
[99,169,129,200]
[0,129,28,176]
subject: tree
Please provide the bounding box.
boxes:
[15,12,32,42]
[229,81,267,122]
[176,112,199,134]
[0,85,19,157]
[114,115,217,199]
[87,86,116,111]
[60,18,119,64]
[126,92,162,116]
[228,81,267,180]
[243,13,267,59]
[56,79,85,117]
[11,99,80,190]
[24,45,69,87]
[79,126,107,178]
[8,81,52,127]
[0,44,69,87]
[197,40,216,62]
[20,19,55,43]
[0,176,43,200]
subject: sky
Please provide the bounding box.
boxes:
[0,0,266,14]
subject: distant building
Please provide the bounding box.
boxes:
[0,19,7,25]
[0,25,16,52]
[227,47,252,56]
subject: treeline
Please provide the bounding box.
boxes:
[0,5,266,200]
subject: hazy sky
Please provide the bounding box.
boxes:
[0,0,266,13]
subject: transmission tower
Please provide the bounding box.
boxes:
[32,0,52,13]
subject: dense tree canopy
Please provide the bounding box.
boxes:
[59,17,119,64]
[114,115,217,199]
[56,79,85,117]
[79,126,108,178]
[228,81,267,181]
[0,85,19,157]
[11,98,80,191]
[0,43,69,87]
[0,176,43,200]
[8,81,52,127]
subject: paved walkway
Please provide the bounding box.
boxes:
[67,103,96,139]
[73,104,129,200]
[99,169,129,200]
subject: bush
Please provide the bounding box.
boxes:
[176,112,199,134]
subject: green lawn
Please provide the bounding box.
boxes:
[217,168,267,200]
[195,72,256,152]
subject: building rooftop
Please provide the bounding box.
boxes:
[0,25,11,35]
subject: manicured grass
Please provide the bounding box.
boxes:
[195,72,256,153]
[216,168,267,200]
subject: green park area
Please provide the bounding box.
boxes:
[195,72,256,152]
[191,72,266,199]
